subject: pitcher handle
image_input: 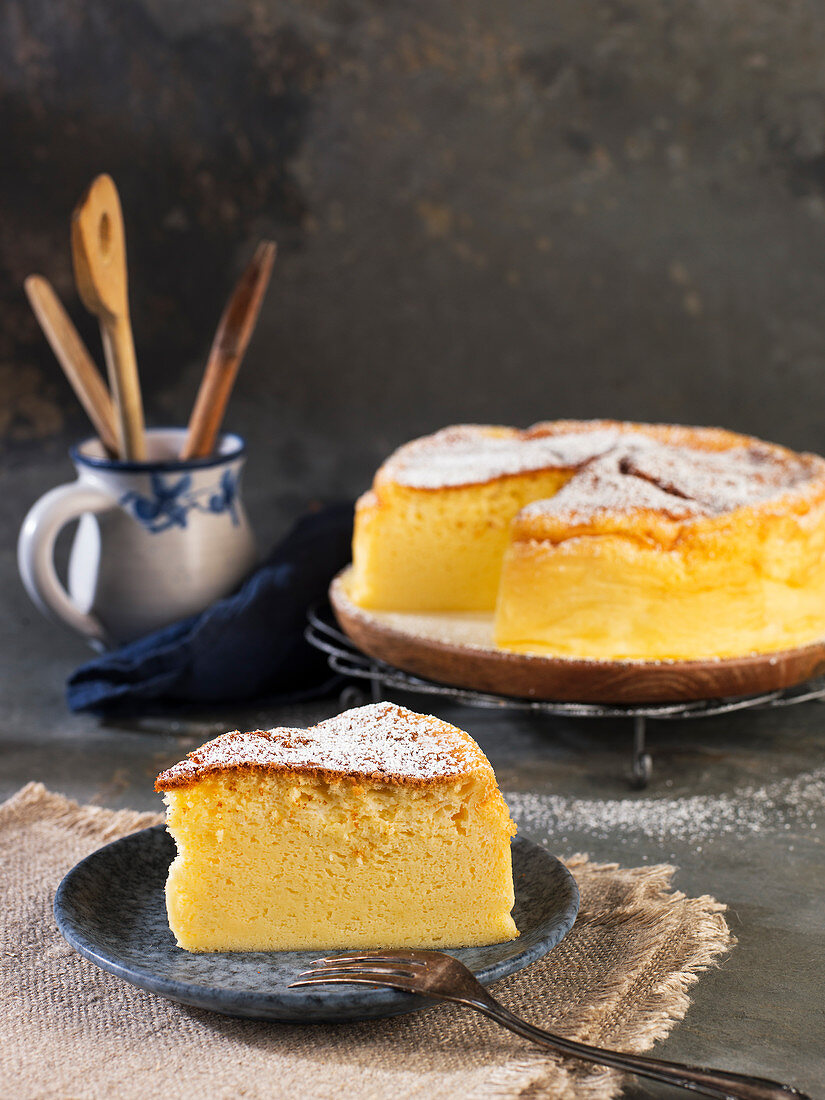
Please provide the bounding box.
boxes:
[18,482,117,648]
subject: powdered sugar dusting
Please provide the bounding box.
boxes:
[518,435,815,523]
[380,422,820,521]
[622,437,811,512]
[523,447,704,523]
[385,425,620,489]
[156,702,485,788]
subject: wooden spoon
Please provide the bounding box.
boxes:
[71,174,146,460]
[24,275,119,456]
[181,240,277,460]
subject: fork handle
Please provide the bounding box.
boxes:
[463,995,808,1100]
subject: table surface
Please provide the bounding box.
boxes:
[2,471,823,1098]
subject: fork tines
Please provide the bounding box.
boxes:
[314,950,430,966]
[288,950,433,991]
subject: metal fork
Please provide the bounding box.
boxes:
[290,950,810,1100]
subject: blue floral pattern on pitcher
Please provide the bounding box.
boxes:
[120,470,240,533]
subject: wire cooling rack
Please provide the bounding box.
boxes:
[306,604,825,788]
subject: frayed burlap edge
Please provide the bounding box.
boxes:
[501,856,734,1099]
[472,853,733,1099]
[2,780,164,838]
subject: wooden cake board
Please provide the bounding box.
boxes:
[330,568,825,705]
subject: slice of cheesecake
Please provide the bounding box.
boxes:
[155,702,518,952]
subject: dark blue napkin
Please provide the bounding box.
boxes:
[66,502,354,714]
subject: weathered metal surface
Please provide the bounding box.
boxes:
[3,1,825,473]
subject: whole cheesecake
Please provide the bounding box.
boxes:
[155,703,518,952]
[350,420,825,661]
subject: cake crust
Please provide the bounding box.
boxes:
[155,702,493,792]
[373,419,825,516]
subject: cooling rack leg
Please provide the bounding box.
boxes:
[630,716,652,789]
[339,669,386,710]
[339,684,369,709]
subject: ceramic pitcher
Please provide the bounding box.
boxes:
[18,428,258,650]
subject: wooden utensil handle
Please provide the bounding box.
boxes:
[102,315,146,461]
[181,240,276,460]
[181,353,242,461]
[24,276,120,457]
[71,174,146,462]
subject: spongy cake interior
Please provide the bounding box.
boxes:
[158,704,518,953]
[163,769,516,952]
[351,470,571,611]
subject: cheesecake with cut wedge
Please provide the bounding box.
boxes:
[350,420,825,661]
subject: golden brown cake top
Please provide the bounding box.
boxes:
[155,702,493,791]
[375,419,824,522]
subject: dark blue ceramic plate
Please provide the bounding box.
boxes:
[54,826,579,1022]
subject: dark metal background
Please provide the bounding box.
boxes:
[4,1,825,510]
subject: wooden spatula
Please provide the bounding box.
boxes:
[181,240,277,460]
[24,274,119,456]
[71,174,146,460]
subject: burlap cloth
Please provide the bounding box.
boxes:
[1,783,733,1100]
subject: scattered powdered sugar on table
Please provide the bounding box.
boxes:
[505,764,825,849]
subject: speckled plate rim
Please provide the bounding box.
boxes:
[54,826,579,1023]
